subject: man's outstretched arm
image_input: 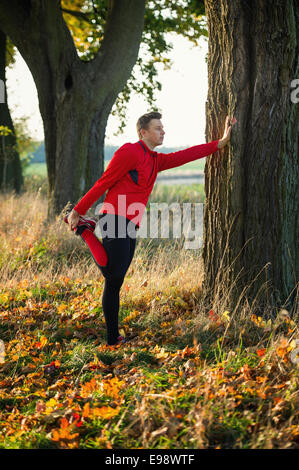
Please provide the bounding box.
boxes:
[157,115,236,172]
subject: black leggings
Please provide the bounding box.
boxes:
[97,214,137,345]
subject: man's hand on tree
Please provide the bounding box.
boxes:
[217,115,237,149]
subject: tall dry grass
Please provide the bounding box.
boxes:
[0,188,205,294]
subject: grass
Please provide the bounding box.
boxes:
[0,172,298,449]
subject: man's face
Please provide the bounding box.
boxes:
[141,119,165,148]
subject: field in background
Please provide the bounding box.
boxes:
[24,163,48,177]
[24,158,206,178]
[0,172,298,449]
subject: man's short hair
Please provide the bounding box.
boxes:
[136,111,162,139]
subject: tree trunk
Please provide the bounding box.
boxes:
[0,29,23,193]
[203,0,299,311]
[0,0,145,219]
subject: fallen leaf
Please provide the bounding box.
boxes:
[257,348,266,357]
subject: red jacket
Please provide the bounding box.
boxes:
[73,139,219,228]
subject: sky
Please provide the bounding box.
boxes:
[6,34,209,148]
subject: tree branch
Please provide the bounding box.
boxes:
[61,7,95,25]
[90,0,146,91]
[0,1,79,76]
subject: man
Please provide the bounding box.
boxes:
[65,112,235,346]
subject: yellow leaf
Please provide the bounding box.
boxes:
[45,398,57,414]
[57,303,68,314]
[92,406,120,419]
[289,339,297,350]
[36,336,48,349]
[221,311,230,322]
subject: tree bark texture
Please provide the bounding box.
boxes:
[0,29,23,193]
[0,0,145,218]
[203,0,298,310]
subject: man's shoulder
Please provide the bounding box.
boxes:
[116,141,144,156]
[118,141,142,150]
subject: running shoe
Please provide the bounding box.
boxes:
[107,334,138,347]
[64,212,97,234]
[116,335,127,344]
[105,335,129,347]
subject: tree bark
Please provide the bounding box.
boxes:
[203,0,299,311]
[0,29,23,193]
[0,0,145,218]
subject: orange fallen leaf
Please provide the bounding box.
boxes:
[52,417,79,442]
[273,397,283,405]
[255,376,267,383]
[257,348,266,357]
[35,336,48,349]
[82,402,90,418]
[92,405,121,419]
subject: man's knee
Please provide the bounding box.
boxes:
[105,276,124,289]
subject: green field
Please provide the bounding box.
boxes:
[23,163,206,205]
[24,158,206,178]
[24,163,48,177]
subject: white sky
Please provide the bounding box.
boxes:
[6,34,209,148]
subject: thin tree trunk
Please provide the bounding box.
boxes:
[203,0,299,311]
[0,29,23,193]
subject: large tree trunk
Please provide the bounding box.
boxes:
[203,0,299,311]
[0,0,145,219]
[0,29,23,193]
